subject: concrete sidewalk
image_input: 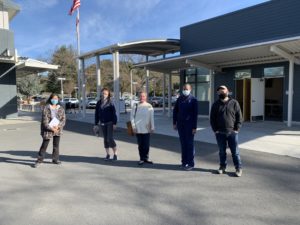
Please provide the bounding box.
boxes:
[63,109,300,159]
[0,119,299,225]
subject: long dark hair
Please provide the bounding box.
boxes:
[101,87,112,102]
[46,93,59,105]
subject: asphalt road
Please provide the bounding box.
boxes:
[0,120,299,225]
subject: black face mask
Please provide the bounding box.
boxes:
[218,93,227,99]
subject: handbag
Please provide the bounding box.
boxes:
[126,121,134,136]
[126,104,138,136]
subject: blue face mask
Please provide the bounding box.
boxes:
[182,90,191,96]
[51,99,59,105]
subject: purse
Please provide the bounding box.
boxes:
[126,121,134,136]
[126,104,138,136]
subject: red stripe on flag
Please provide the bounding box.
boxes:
[69,0,81,15]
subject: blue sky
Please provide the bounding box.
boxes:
[11,0,269,59]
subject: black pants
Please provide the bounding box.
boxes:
[101,123,116,149]
[136,133,150,161]
[38,136,60,161]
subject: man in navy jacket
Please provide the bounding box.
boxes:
[173,84,198,170]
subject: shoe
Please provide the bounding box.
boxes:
[52,160,62,165]
[138,160,144,165]
[217,166,226,174]
[104,154,110,161]
[112,155,118,161]
[184,165,194,171]
[179,164,186,169]
[144,160,153,164]
[33,160,42,168]
[235,168,242,177]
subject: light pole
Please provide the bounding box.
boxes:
[152,78,156,97]
[74,86,79,99]
[57,77,66,100]
[132,81,137,106]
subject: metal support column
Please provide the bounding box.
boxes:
[168,73,172,117]
[81,59,86,118]
[113,51,120,119]
[96,55,101,100]
[162,73,166,115]
[209,69,214,114]
[146,55,149,95]
[287,60,294,127]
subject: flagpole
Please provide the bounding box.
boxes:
[76,8,82,114]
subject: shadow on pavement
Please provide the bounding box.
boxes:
[64,120,219,158]
[0,149,216,173]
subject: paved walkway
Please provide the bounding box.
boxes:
[0,118,299,225]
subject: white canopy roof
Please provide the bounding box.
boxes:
[134,36,300,73]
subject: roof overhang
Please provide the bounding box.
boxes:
[133,36,300,73]
[16,58,59,76]
[0,0,20,20]
[79,39,180,60]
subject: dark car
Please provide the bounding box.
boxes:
[149,97,163,107]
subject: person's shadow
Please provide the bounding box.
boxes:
[0,150,216,174]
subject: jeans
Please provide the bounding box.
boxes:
[38,136,60,161]
[136,133,150,161]
[101,122,116,149]
[215,132,242,169]
[177,124,195,167]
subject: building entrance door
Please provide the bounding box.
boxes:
[251,78,265,121]
[264,77,283,121]
[235,79,251,121]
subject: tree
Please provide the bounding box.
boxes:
[46,45,77,96]
[17,74,41,101]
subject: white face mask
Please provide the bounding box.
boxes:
[182,90,191,96]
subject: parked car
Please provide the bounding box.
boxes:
[149,97,163,107]
[63,98,79,108]
[87,99,97,109]
[124,97,139,107]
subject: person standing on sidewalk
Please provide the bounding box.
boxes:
[173,84,198,171]
[94,88,118,161]
[131,92,155,165]
[210,85,243,177]
[33,93,66,168]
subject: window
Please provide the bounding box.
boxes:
[264,66,284,77]
[196,82,210,101]
[235,69,251,79]
[184,67,210,101]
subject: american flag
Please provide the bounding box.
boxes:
[69,0,81,15]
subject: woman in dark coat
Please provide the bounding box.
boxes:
[33,93,66,168]
[94,88,118,161]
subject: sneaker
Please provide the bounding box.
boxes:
[217,166,226,174]
[33,160,42,168]
[184,165,194,171]
[104,154,110,161]
[52,160,62,165]
[112,155,118,161]
[138,160,144,165]
[144,159,153,164]
[179,164,186,169]
[235,168,242,177]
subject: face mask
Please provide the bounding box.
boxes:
[51,99,59,105]
[218,93,228,100]
[182,90,191,96]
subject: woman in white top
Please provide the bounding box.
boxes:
[131,92,155,165]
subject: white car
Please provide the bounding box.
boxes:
[63,98,79,108]
[87,99,97,109]
[124,97,139,107]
